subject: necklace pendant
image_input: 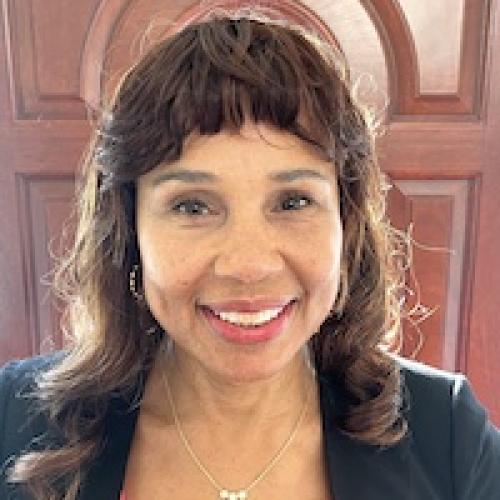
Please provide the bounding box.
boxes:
[219,489,247,499]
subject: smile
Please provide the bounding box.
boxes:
[199,300,297,345]
[208,304,288,326]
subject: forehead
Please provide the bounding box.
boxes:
[142,120,336,186]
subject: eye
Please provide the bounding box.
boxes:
[171,198,211,217]
[279,191,315,211]
[170,191,315,217]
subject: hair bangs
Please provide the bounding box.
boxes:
[94,18,342,185]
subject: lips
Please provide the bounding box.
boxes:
[199,298,296,344]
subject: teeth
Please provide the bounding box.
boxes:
[213,305,286,326]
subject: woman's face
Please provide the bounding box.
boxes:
[136,119,343,382]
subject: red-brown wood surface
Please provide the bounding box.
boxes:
[1,0,499,424]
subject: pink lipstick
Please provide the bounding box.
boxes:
[199,300,296,345]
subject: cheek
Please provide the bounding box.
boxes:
[304,249,341,297]
[141,253,201,335]
[301,237,342,332]
[142,252,194,298]
[300,217,342,280]
[138,225,196,300]
[298,220,342,321]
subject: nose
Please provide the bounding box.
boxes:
[213,221,284,283]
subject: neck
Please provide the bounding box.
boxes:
[147,342,316,432]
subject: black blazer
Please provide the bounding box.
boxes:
[1,353,499,499]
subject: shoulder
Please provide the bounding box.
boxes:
[389,353,493,436]
[0,351,66,388]
[0,350,67,414]
[0,352,67,479]
[388,353,495,442]
[0,352,67,419]
[319,354,500,498]
[391,353,464,413]
[391,354,500,499]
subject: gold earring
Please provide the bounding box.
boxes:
[129,263,144,301]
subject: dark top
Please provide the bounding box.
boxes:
[1,352,499,499]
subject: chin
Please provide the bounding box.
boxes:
[214,357,292,384]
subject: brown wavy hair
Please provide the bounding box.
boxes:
[8,11,410,499]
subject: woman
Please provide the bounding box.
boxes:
[1,11,499,500]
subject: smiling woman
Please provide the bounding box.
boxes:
[1,7,499,500]
[136,122,343,384]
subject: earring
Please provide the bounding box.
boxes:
[129,263,144,301]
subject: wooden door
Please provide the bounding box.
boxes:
[1,0,499,424]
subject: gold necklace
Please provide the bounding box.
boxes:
[160,351,314,500]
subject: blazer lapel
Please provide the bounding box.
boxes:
[318,372,414,500]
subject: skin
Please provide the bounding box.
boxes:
[126,119,342,498]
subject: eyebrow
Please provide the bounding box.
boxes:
[151,168,331,186]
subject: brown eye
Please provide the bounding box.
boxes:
[171,198,211,216]
[280,192,314,211]
[170,192,315,218]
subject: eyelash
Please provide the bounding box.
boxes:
[171,191,315,217]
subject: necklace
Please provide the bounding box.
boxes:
[160,350,314,500]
